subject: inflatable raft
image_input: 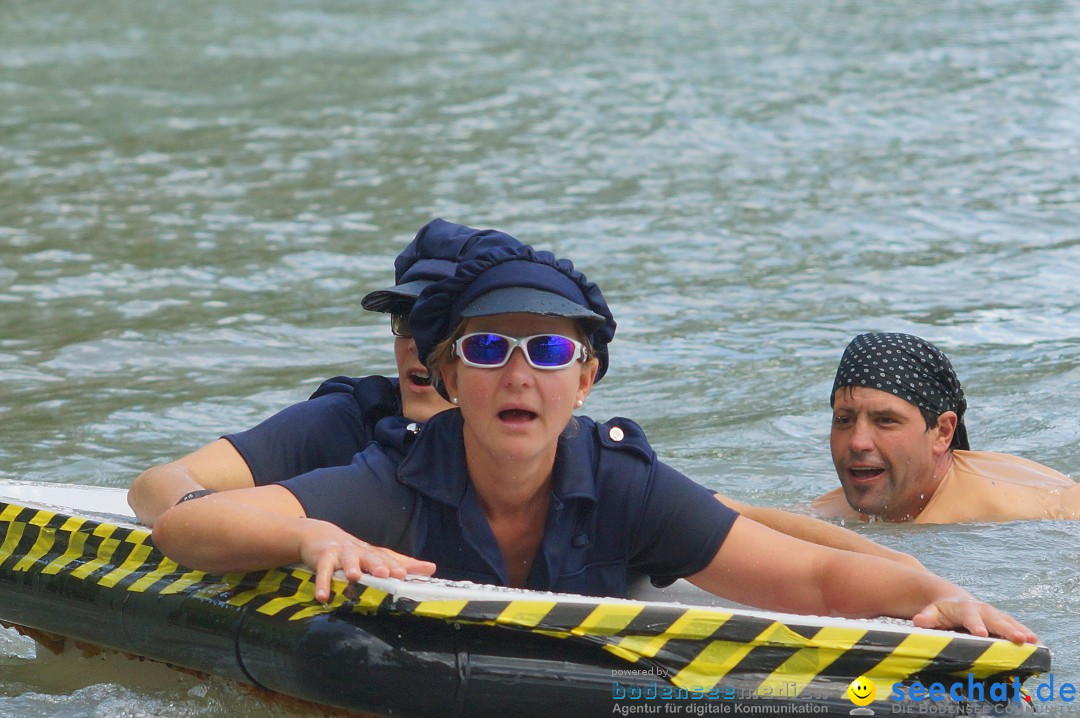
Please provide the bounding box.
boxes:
[0,480,1049,717]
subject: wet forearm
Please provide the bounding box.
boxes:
[728,499,924,570]
[818,553,966,619]
[152,495,305,573]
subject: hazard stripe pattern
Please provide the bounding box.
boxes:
[0,499,1048,693]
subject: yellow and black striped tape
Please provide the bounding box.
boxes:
[0,499,1049,696]
[0,501,388,620]
[397,594,1045,695]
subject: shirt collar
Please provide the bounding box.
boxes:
[396,410,599,508]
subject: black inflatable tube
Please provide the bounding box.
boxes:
[240,609,647,717]
[0,497,1045,718]
[3,561,868,717]
[1,562,250,683]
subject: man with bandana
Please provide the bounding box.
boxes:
[813,332,1079,523]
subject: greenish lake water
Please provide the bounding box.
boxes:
[2,0,1078,714]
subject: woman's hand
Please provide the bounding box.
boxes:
[296,521,437,602]
[912,595,1039,645]
[152,484,436,603]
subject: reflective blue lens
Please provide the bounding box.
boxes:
[460,334,511,365]
[525,335,577,367]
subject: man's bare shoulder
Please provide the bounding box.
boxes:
[810,487,868,522]
[1061,484,1080,518]
[954,450,1074,488]
[920,450,1077,522]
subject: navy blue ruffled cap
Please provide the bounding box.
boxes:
[411,245,617,382]
[361,218,523,315]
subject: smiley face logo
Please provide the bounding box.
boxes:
[847,675,877,707]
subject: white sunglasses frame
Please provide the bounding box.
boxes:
[452,332,588,370]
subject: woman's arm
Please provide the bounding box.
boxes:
[718,494,925,571]
[688,515,1037,645]
[152,485,436,602]
[129,386,378,526]
[128,439,255,526]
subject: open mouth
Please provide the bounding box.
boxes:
[407,369,432,388]
[848,466,884,481]
[497,409,538,423]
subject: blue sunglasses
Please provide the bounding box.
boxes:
[453,333,588,370]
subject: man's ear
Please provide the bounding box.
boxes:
[932,411,958,454]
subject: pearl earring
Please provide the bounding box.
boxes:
[575,399,584,407]
[451,397,459,405]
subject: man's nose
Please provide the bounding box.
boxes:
[848,418,875,452]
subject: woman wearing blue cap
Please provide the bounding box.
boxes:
[153,243,1035,644]
[127,218,522,524]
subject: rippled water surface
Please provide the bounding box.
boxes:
[2,0,1079,714]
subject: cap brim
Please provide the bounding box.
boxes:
[461,287,604,327]
[361,279,435,313]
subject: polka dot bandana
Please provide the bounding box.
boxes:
[830,332,970,450]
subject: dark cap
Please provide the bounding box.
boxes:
[360,218,523,315]
[831,332,970,450]
[411,245,617,382]
[461,286,606,325]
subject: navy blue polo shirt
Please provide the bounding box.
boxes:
[224,375,401,486]
[280,409,738,597]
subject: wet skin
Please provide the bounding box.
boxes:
[830,386,955,521]
[440,313,596,482]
